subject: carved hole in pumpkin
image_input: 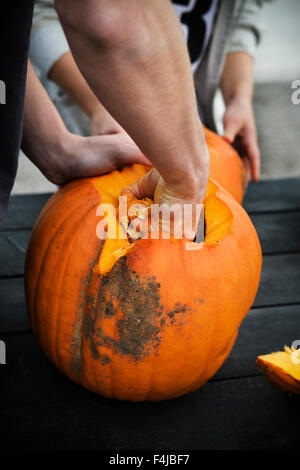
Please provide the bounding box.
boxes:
[98,191,233,276]
[189,182,234,246]
[92,169,234,275]
[193,208,206,244]
[202,195,233,245]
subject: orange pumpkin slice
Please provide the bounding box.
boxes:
[257,346,300,394]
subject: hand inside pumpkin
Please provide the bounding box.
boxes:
[120,168,205,241]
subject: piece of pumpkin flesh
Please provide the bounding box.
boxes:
[91,165,234,276]
[257,346,300,394]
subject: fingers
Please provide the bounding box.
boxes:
[222,135,232,145]
[243,126,261,182]
[121,168,160,199]
[119,148,151,167]
[126,212,151,241]
[120,169,201,241]
[222,109,241,144]
[63,133,150,182]
[222,100,260,183]
[63,134,117,180]
[242,157,251,186]
[121,198,201,242]
[108,133,152,167]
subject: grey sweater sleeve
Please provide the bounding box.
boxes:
[226,0,272,57]
[29,0,69,80]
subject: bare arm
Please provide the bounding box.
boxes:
[49,51,123,135]
[55,0,209,206]
[221,52,260,182]
[22,61,149,184]
[49,51,101,117]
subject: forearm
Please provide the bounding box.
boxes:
[220,52,254,105]
[22,61,149,184]
[55,0,208,198]
[49,51,104,117]
[221,52,260,182]
[22,61,68,161]
[49,51,123,135]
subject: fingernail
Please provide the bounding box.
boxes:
[222,135,232,144]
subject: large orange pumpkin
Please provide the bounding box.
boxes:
[204,126,247,203]
[25,162,261,401]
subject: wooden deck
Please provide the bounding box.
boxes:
[1,178,300,450]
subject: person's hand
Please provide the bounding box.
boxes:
[222,97,260,183]
[40,131,151,185]
[91,105,125,136]
[90,105,145,164]
[120,154,209,241]
[23,62,150,188]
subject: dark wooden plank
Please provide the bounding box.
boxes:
[0,231,31,277]
[1,304,299,410]
[244,178,300,214]
[0,193,52,231]
[254,253,300,308]
[0,374,299,450]
[0,278,29,334]
[1,182,299,450]
[0,333,90,409]
[251,211,300,254]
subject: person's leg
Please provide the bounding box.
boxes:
[0,2,34,220]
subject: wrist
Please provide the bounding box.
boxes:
[163,132,210,200]
[225,94,253,116]
[164,159,210,201]
[86,101,103,118]
[221,52,254,106]
[40,126,76,184]
[46,123,72,159]
[222,85,253,107]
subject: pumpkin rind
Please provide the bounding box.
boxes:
[204,126,247,203]
[25,163,261,401]
[256,348,300,395]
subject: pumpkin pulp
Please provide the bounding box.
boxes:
[91,165,234,276]
[257,347,300,381]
